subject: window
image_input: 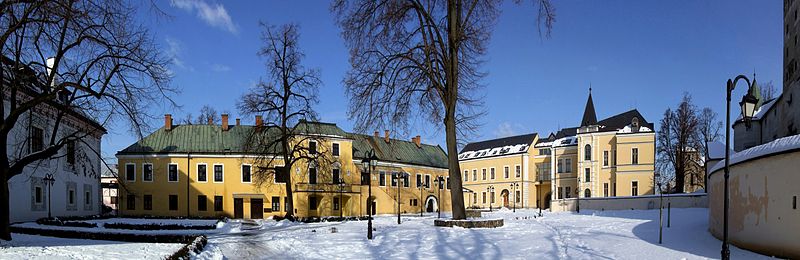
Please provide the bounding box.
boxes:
[446,177,450,189]
[309,167,317,184]
[603,151,609,166]
[464,170,468,182]
[30,127,44,153]
[613,149,617,166]
[515,165,521,178]
[275,166,287,183]
[333,168,341,184]
[631,181,639,196]
[213,196,223,211]
[565,187,571,198]
[504,166,509,179]
[482,169,487,180]
[198,195,207,211]
[284,196,289,212]
[66,141,76,165]
[168,164,178,182]
[85,191,91,205]
[309,141,317,154]
[332,143,340,156]
[584,168,590,182]
[169,195,178,211]
[584,144,591,161]
[539,148,550,155]
[214,165,224,182]
[271,196,280,211]
[565,158,572,172]
[242,165,252,183]
[632,148,639,165]
[515,190,521,203]
[490,168,495,180]
[416,174,422,187]
[333,197,340,210]
[490,191,495,203]
[557,159,563,173]
[472,170,477,181]
[34,186,43,204]
[144,195,153,210]
[197,164,207,182]
[604,183,609,197]
[425,175,431,188]
[143,164,153,182]
[68,189,75,205]
[391,172,398,187]
[126,195,135,210]
[557,187,563,199]
[403,173,410,188]
[309,197,318,210]
[482,192,487,203]
[584,189,591,198]
[126,164,136,182]
[379,171,386,186]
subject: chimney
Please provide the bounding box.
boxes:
[255,115,263,126]
[374,131,379,138]
[207,118,213,125]
[414,135,421,148]
[221,114,229,131]
[236,118,241,126]
[164,114,172,131]
[384,130,390,143]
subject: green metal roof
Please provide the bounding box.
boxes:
[117,121,448,169]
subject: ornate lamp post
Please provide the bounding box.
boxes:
[510,182,519,212]
[576,176,581,213]
[486,185,495,212]
[42,173,56,219]
[361,150,379,240]
[419,184,424,217]
[656,171,663,244]
[722,75,759,260]
[396,172,409,224]
[338,178,345,219]
[433,177,442,219]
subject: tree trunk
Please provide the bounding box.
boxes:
[1,169,11,241]
[445,0,466,220]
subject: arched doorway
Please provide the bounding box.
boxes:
[544,192,552,209]
[425,195,438,213]
[501,189,509,208]
[584,189,591,198]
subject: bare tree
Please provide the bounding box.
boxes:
[238,23,330,219]
[760,80,778,101]
[1,1,174,240]
[697,107,722,189]
[332,0,555,220]
[195,105,219,124]
[656,93,701,194]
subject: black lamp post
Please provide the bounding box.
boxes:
[576,176,581,213]
[486,185,495,212]
[434,177,442,219]
[722,75,759,260]
[419,184,423,217]
[338,178,345,219]
[656,171,663,244]
[43,173,56,219]
[396,172,409,224]
[510,182,519,212]
[362,150,378,240]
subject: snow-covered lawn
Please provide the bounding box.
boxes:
[12,218,225,235]
[195,208,771,259]
[0,233,183,260]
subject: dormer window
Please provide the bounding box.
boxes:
[631,117,640,128]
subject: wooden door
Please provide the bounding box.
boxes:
[250,199,264,219]
[234,198,244,219]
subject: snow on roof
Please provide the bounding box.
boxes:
[617,125,652,134]
[458,144,529,160]
[552,136,578,147]
[709,134,800,174]
[706,141,729,160]
[737,97,778,121]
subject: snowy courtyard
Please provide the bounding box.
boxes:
[196,208,770,259]
[0,233,183,260]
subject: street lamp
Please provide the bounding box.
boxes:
[361,150,378,240]
[722,75,759,260]
[433,177,442,219]
[486,185,495,212]
[576,176,581,213]
[42,173,56,219]
[656,171,663,244]
[396,172,409,224]
[418,182,424,217]
[338,178,345,219]
[510,182,519,213]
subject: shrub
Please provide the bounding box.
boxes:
[35,218,98,228]
[10,226,198,243]
[167,235,207,260]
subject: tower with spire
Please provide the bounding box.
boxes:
[580,86,598,131]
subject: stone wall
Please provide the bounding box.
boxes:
[550,193,707,212]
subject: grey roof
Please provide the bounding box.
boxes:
[460,133,538,154]
[581,91,598,127]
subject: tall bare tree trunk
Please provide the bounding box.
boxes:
[446,0,466,220]
[1,169,11,240]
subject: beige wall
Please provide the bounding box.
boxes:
[708,150,800,259]
[550,194,708,212]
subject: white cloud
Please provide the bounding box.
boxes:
[493,122,523,138]
[211,64,231,72]
[165,37,193,72]
[170,0,238,34]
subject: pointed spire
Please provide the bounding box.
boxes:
[581,86,597,127]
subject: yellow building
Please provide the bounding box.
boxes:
[115,115,451,219]
[459,90,655,210]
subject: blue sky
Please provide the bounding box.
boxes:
[102,0,783,160]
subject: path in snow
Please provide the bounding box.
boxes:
[195,208,771,260]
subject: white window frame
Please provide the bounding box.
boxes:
[631,147,639,165]
[463,170,468,182]
[603,150,609,167]
[472,169,477,181]
[565,158,572,173]
[515,164,521,178]
[125,163,136,182]
[481,168,487,180]
[331,142,340,157]
[425,174,431,189]
[631,180,639,196]
[503,166,510,179]
[490,167,496,180]
[167,163,179,183]
[213,164,225,183]
[416,173,422,187]
[196,163,208,183]
[241,164,252,183]
[142,163,154,182]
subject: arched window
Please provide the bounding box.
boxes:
[632,117,640,128]
[584,189,591,198]
[584,144,592,161]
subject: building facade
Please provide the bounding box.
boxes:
[115,116,451,219]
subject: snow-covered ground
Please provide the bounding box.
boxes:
[0,233,183,260]
[195,208,771,259]
[12,218,225,235]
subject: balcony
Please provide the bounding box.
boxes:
[295,183,362,193]
[536,173,551,183]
